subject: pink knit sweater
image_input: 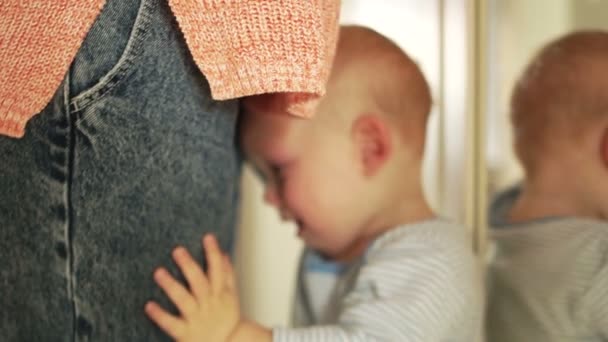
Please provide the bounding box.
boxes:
[0,0,339,138]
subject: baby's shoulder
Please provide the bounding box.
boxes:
[360,219,477,291]
[367,219,473,262]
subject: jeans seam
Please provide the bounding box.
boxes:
[69,0,155,114]
[62,69,77,342]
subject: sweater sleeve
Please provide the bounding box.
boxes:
[168,0,340,118]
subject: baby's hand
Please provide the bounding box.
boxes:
[145,235,240,342]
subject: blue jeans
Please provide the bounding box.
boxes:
[0,0,241,340]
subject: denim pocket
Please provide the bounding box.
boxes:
[69,0,155,113]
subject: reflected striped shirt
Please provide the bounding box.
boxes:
[487,186,608,342]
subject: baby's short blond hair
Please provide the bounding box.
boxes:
[333,25,432,157]
[511,31,608,172]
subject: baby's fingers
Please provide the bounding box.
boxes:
[223,254,236,291]
[153,268,197,316]
[145,301,185,340]
[172,246,210,300]
[203,234,226,293]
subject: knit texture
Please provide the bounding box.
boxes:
[0,0,339,138]
[0,1,106,138]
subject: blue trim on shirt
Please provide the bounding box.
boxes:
[304,250,347,275]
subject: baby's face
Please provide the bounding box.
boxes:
[240,107,372,260]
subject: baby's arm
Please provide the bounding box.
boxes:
[297,232,481,341]
[144,234,272,342]
[272,240,478,342]
[146,232,476,342]
[142,233,388,342]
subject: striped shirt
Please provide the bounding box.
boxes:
[487,186,608,342]
[273,219,482,342]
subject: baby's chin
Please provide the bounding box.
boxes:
[294,220,321,247]
[294,221,352,260]
[295,219,325,240]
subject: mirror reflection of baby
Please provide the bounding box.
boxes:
[487,31,608,342]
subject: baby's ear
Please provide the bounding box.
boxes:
[351,114,392,177]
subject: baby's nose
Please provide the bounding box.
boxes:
[263,187,294,222]
[263,186,280,207]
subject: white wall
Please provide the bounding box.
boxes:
[234,166,303,326]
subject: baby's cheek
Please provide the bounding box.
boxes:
[284,188,318,224]
[283,173,311,203]
[281,182,306,215]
